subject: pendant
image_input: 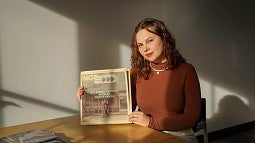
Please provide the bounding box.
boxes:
[157,71,159,75]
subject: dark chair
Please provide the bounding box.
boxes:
[194,98,208,143]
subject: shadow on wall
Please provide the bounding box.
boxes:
[207,95,255,132]
[181,0,255,106]
[0,90,78,113]
[28,0,124,71]
[0,90,78,127]
[0,99,21,127]
[0,99,21,109]
[28,0,166,70]
[172,0,255,131]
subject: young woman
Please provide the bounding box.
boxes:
[76,18,201,143]
[127,18,201,143]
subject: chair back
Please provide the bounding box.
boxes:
[194,98,208,143]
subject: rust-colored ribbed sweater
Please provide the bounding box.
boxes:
[134,62,201,131]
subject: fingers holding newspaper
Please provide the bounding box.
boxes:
[76,86,85,100]
[128,111,150,127]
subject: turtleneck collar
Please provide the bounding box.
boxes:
[150,62,169,70]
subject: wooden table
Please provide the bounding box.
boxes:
[0,115,186,143]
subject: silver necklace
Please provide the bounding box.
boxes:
[150,63,167,75]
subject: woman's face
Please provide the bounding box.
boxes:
[136,29,166,64]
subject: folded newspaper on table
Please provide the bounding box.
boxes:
[80,68,132,125]
[0,130,64,143]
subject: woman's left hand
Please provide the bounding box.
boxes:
[128,111,150,126]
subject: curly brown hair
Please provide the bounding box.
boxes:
[130,18,185,81]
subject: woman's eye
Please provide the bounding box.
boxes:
[147,39,153,44]
[137,44,142,48]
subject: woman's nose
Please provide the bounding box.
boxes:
[142,45,149,52]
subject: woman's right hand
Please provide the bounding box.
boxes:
[76,86,85,100]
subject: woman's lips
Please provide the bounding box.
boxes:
[146,52,153,57]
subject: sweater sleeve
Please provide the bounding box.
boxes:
[148,65,201,131]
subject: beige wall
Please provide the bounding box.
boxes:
[0,0,79,126]
[0,0,255,133]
